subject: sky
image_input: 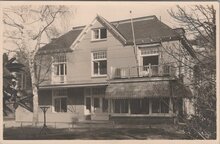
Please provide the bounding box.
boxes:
[62,3,182,30]
[2,2,217,56]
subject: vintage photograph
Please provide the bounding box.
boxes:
[2,2,218,141]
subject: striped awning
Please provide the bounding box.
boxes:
[105,80,192,99]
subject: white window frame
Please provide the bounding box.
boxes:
[91,28,107,41]
[51,54,67,83]
[91,51,107,77]
[52,89,68,113]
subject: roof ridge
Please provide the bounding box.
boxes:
[70,15,158,30]
[111,15,157,24]
[72,25,86,30]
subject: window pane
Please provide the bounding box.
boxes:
[141,98,149,114]
[102,98,108,112]
[152,99,160,113]
[114,99,120,113]
[121,99,128,113]
[100,60,107,74]
[94,98,100,108]
[100,29,107,39]
[55,99,60,112]
[61,98,67,112]
[93,51,107,60]
[131,99,140,114]
[141,47,159,55]
[143,56,158,66]
[93,29,99,39]
[93,62,99,74]
[60,64,64,75]
[161,98,169,113]
[114,99,128,113]
[55,65,59,75]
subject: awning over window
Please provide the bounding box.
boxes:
[105,80,192,99]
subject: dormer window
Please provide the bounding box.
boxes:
[92,28,107,40]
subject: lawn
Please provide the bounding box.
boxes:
[3,125,189,140]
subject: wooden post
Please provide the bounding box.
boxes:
[169,98,173,114]
[128,99,131,114]
[128,67,131,79]
[110,66,114,79]
[111,100,114,113]
[149,64,152,77]
[149,99,152,115]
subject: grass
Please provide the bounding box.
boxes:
[3,125,189,140]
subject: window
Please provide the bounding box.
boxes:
[54,97,67,112]
[143,55,159,66]
[130,98,149,114]
[92,28,107,40]
[140,47,159,55]
[152,98,169,113]
[53,54,67,76]
[53,89,67,113]
[113,99,128,113]
[139,46,159,75]
[92,51,107,76]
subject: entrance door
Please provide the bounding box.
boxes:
[93,97,102,114]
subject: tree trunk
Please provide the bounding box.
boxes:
[29,61,39,126]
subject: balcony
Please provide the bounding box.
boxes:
[52,75,66,84]
[110,64,176,79]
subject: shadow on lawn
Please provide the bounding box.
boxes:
[3,126,189,140]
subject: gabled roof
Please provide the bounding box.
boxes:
[37,26,85,54]
[96,15,127,44]
[37,15,183,54]
[111,15,180,45]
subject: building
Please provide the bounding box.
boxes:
[16,15,195,124]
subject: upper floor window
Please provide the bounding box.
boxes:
[52,54,67,76]
[92,28,107,40]
[92,51,107,76]
[139,46,159,76]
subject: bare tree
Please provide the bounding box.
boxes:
[3,5,72,125]
[167,5,216,139]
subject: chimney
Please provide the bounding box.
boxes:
[51,38,57,42]
[173,28,185,36]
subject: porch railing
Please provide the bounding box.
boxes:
[110,64,176,79]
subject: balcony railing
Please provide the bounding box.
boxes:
[110,64,176,79]
[52,75,66,84]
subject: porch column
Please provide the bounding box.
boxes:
[128,99,131,114]
[91,96,94,114]
[108,99,111,114]
[149,99,152,114]
[111,99,114,113]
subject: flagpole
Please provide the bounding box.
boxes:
[130,10,139,77]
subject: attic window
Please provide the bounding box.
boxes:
[92,28,107,40]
